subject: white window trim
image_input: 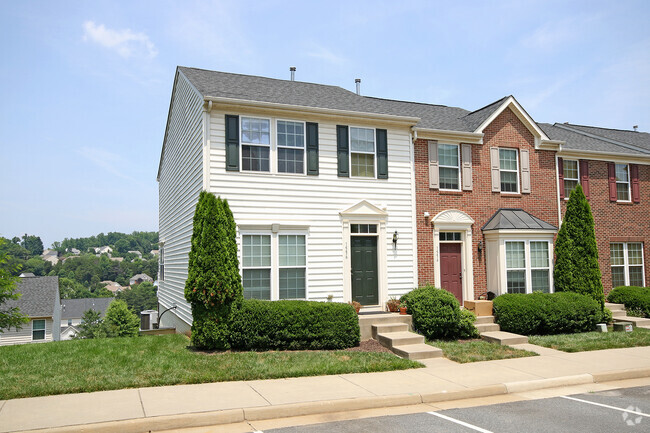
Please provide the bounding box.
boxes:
[615,163,632,203]
[611,242,645,287]
[505,241,527,294]
[438,143,461,191]
[349,126,376,179]
[32,319,46,341]
[563,159,580,200]
[275,118,306,175]
[499,148,520,194]
[504,240,553,294]
[240,230,309,301]
[240,116,272,173]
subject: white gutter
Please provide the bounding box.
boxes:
[413,127,483,144]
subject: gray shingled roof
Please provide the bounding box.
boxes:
[540,123,650,155]
[482,209,558,231]
[5,276,59,317]
[61,298,113,319]
[461,96,509,132]
[560,124,650,152]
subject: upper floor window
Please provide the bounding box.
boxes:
[611,242,644,287]
[438,144,460,190]
[241,117,271,172]
[563,159,579,198]
[277,120,305,174]
[499,149,519,193]
[349,127,375,178]
[615,164,631,202]
[32,319,45,340]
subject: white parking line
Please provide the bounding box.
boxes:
[427,411,494,432]
[560,396,650,417]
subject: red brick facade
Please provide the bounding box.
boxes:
[415,107,559,299]
[559,161,650,294]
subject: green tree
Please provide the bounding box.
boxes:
[554,185,605,309]
[104,300,140,337]
[74,309,106,339]
[0,240,29,331]
[185,192,243,349]
[21,234,44,256]
[117,281,157,314]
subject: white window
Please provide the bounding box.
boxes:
[242,233,307,300]
[563,159,579,199]
[241,117,271,172]
[611,242,645,287]
[350,127,375,178]
[32,319,45,340]
[277,120,305,174]
[499,149,519,193]
[438,143,461,190]
[615,164,631,202]
[505,240,551,294]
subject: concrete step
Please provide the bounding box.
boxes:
[358,313,412,340]
[480,331,528,345]
[611,309,627,318]
[605,302,626,311]
[476,323,500,333]
[613,316,650,327]
[371,323,409,338]
[474,315,496,325]
[376,331,424,348]
[391,343,443,360]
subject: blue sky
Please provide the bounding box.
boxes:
[1,0,649,248]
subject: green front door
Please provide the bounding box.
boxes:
[351,236,378,305]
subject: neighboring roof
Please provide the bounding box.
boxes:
[61,298,113,319]
[130,273,152,281]
[4,276,59,317]
[461,96,509,132]
[562,123,650,152]
[482,209,558,231]
[541,123,650,156]
[19,272,35,278]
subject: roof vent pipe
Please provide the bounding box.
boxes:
[290,66,296,81]
[633,125,638,132]
[355,78,361,95]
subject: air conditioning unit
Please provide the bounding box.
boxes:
[140,310,158,330]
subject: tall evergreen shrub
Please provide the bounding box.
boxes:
[553,185,604,309]
[185,191,243,349]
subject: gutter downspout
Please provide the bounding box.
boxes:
[409,127,418,288]
[555,153,562,227]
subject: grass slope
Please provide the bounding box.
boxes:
[0,334,421,400]
[529,327,650,352]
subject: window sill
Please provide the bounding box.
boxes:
[614,201,634,205]
[499,193,522,198]
[438,190,465,195]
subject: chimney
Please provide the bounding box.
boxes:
[633,125,638,132]
[290,66,296,81]
[355,78,361,95]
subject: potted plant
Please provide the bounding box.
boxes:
[348,300,362,314]
[386,297,400,312]
[399,301,407,315]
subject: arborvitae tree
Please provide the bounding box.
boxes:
[554,185,604,309]
[185,192,243,349]
[104,300,140,337]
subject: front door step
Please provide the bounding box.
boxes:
[607,302,650,328]
[480,331,528,345]
[372,323,442,360]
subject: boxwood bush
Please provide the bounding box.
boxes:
[401,285,478,340]
[493,292,603,335]
[607,286,650,318]
[228,299,360,350]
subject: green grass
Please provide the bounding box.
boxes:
[427,339,538,363]
[0,334,422,400]
[529,327,650,352]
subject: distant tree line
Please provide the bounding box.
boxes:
[57,231,158,257]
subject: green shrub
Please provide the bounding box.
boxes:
[229,300,360,350]
[607,286,650,318]
[401,285,476,340]
[493,292,602,335]
[104,300,140,337]
[601,307,613,324]
[458,309,480,339]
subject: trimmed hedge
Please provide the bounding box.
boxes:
[401,285,478,340]
[493,292,603,335]
[229,300,360,350]
[607,286,650,318]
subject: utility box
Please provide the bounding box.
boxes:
[140,310,158,330]
[613,322,634,332]
[464,300,493,316]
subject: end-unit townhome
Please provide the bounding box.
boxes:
[157,67,649,332]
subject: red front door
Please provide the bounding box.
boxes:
[440,243,462,302]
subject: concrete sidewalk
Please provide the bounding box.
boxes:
[1,345,650,433]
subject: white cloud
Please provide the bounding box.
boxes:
[306,45,346,65]
[82,21,157,59]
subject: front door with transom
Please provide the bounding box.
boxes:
[351,236,378,305]
[440,243,462,302]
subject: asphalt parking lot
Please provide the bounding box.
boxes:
[265,385,650,433]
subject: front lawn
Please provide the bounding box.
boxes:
[529,327,650,352]
[0,334,422,400]
[427,339,538,363]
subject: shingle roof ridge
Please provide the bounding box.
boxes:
[361,95,468,111]
[464,95,510,116]
[561,122,646,134]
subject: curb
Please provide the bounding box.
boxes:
[9,368,650,433]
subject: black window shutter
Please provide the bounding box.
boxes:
[337,125,349,177]
[306,122,319,175]
[225,115,239,171]
[376,128,388,179]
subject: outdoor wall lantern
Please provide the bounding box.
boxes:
[477,241,483,253]
[393,231,399,245]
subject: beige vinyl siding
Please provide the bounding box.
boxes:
[157,71,205,327]
[209,110,417,302]
[0,318,54,346]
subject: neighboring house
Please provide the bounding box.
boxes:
[101,280,126,294]
[0,276,61,346]
[150,249,159,256]
[110,257,124,262]
[19,272,35,278]
[157,67,649,332]
[127,250,143,259]
[42,249,59,265]
[129,273,153,286]
[60,297,113,340]
[67,248,80,255]
[94,246,113,256]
